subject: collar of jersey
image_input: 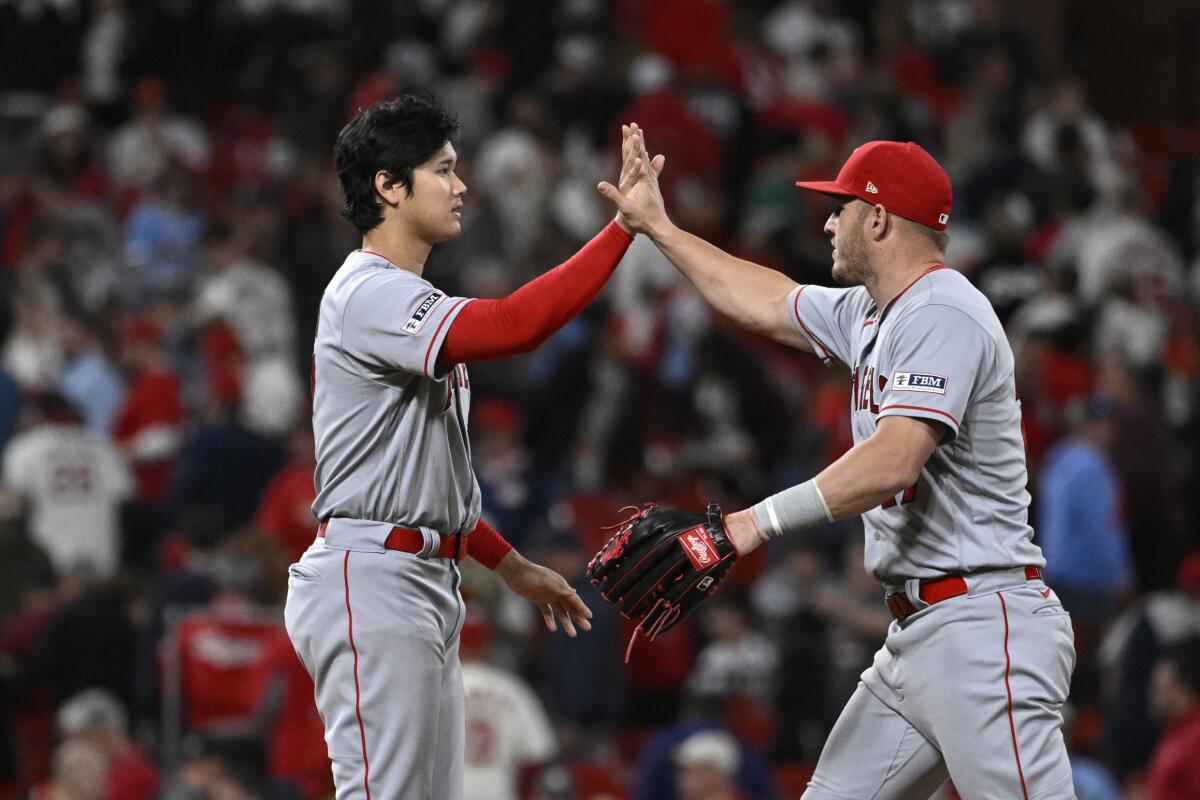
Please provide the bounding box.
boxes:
[868,264,948,324]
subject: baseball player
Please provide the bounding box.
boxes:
[599,130,1076,799]
[283,96,644,800]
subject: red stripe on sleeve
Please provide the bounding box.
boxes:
[877,404,960,426]
[423,298,470,377]
[791,285,833,360]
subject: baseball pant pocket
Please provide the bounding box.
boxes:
[288,562,323,582]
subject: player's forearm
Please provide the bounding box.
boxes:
[439,222,632,365]
[730,424,928,553]
[647,219,799,340]
[815,436,922,519]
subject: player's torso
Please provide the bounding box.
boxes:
[309,253,476,534]
[842,273,1041,581]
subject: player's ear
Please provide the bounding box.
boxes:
[870,203,890,241]
[375,170,406,207]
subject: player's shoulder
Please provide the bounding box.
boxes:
[895,266,1002,335]
[324,250,439,309]
[799,283,873,319]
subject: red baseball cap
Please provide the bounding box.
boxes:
[796,141,953,231]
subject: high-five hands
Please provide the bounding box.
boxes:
[603,123,668,236]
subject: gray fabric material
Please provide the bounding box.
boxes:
[805,572,1076,799]
[788,270,1044,582]
[285,539,466,800]
[751,479,830,538]
[311,251,479,540]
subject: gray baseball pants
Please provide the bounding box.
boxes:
[803,567,1077,799]
[284,538,466,800]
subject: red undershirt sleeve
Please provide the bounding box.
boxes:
[468,518,514,569]
[438,221,633,365]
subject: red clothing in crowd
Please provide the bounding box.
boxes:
[609,91,723,202]
[107,751,161,800]
[256,463,317,563]
[1147,708,1200,800]
[112,368,184,503]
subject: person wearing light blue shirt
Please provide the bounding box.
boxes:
[58,312,125,434]
[1037,394,1133,622]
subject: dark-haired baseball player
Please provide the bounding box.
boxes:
[601,130,1076,799]
[284,95,644,799]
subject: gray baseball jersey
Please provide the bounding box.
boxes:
[789,266,1075,800]
[287,249,479,800]
[788,265,1045,582]
[311,249,480,547]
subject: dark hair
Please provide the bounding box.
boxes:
[334,94,459,234]
[1162,637,1200,698]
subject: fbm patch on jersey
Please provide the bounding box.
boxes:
[892,372,947,394]
[403,291,445,334]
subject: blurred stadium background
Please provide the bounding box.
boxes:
[1,0,1199,798]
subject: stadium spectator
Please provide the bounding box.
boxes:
[529,528,626,756]
[254,426,317,563]
[1147,638,1200,800]
[56,688,160,800]
[2,391,133,579]
[461,614,557,800]
[30,738,110,800]
[56,309,125,435]
[674,729,754,800]
[1100,553,1200,781]
[1036,394,1133,624]
[688,595,778,710]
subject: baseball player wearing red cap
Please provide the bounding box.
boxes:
[600,130,1076,798]
[284,97,647,800]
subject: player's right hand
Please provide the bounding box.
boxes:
[496,552,594,637]
[599,122,668,237]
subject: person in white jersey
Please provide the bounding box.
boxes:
[598,129,1076,799]
[285,95,648,799]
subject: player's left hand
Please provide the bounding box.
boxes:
[497,552,594,637]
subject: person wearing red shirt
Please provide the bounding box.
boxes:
[112,317,185,569]
[255,426,318,563]
[1147,638,1200,800]
[112,318,184,504]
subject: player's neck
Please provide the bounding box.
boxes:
[867,252,945,310]
[360,224,432,277]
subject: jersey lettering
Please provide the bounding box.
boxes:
[881,481,918,509]
[852,365,884,413]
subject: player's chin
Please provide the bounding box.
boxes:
[830,260,849,285]
[831,262,861,288]
[431,219,462,243]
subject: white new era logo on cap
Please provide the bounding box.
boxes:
[938,213,949,224]
[865,181,879,194]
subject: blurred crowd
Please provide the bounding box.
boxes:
[1,0,1200,798]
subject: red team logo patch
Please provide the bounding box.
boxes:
[679,526,718,569]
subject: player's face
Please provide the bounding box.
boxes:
[826,198,872,287]
[403,142,467,244]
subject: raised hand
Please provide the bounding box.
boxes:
[600,123,668,236]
